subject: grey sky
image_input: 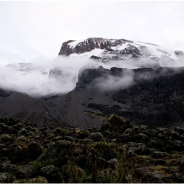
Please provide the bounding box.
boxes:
[0,1,184,64]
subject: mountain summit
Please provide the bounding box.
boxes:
[58,37,181,66]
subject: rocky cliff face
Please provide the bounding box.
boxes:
[1,66,184,129]
[58,37,181,65]
[59,38,115,56]
[41,66,184,129]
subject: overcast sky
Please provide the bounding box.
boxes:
[0,1,184,64]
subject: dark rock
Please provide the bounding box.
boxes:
[175,50,184,57]
[141,172,165,183]
[2,161,17,173]
[41,165,61,182]
[0,172,7,182]
[90,55,101,60]
[18,165,34,178]
[145,129,158,137]
[173,127,184,135]
[127,142,149,155]
[147,139,158,148]
[107,158,118,169]
[165,140,184,151]
[107,115,131,134]
[59,38,110,56]
[135,133,149,144]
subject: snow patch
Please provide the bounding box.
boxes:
[68,39,87,48]
[69,48,104,58]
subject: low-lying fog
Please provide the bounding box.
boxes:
[0,54,184,97]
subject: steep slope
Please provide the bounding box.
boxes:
[44,66,184,129]
[0,88,58,127]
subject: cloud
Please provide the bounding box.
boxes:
[0,56,99,97]
[94,69,135,91]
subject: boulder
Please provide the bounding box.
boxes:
[135,133,149,144]
[0,172,7,182]
[41,165,61,182]
[127,142,149,155]
[2,161,17,173]
[18,164,34,178]
[107,115,131,134]
[108,158,118,169]
[141,172,165,183]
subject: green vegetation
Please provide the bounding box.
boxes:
[0,116,184,183]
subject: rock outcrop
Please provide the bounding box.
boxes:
[58,37,182,64]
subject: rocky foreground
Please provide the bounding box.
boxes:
[1,116,184,183]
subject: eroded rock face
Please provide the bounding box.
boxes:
[58,37,143,61]
[58,38,112,56]
[58,37,181,64]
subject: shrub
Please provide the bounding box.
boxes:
[96,169,116,183]
[88,132,105,142]
[0,134,11,142]
[87,142,118,160]
[52,127,70,136]
[13,176,48,183]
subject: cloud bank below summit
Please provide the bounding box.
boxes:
[0,50,184,97]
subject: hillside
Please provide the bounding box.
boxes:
[0,37,184,129]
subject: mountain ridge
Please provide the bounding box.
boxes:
[0,37,184,129]
[58,37,180,66]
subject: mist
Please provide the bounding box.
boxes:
[0,56,97,97]
[0,51,184,97]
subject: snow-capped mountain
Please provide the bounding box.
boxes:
[1,37,184,129]
[59,37,183,67]
[2,37,184,97]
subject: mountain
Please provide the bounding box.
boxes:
[0,88,59,127]
[58,38,182,67]
[43,66,184,129]
[0,37,184,129]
